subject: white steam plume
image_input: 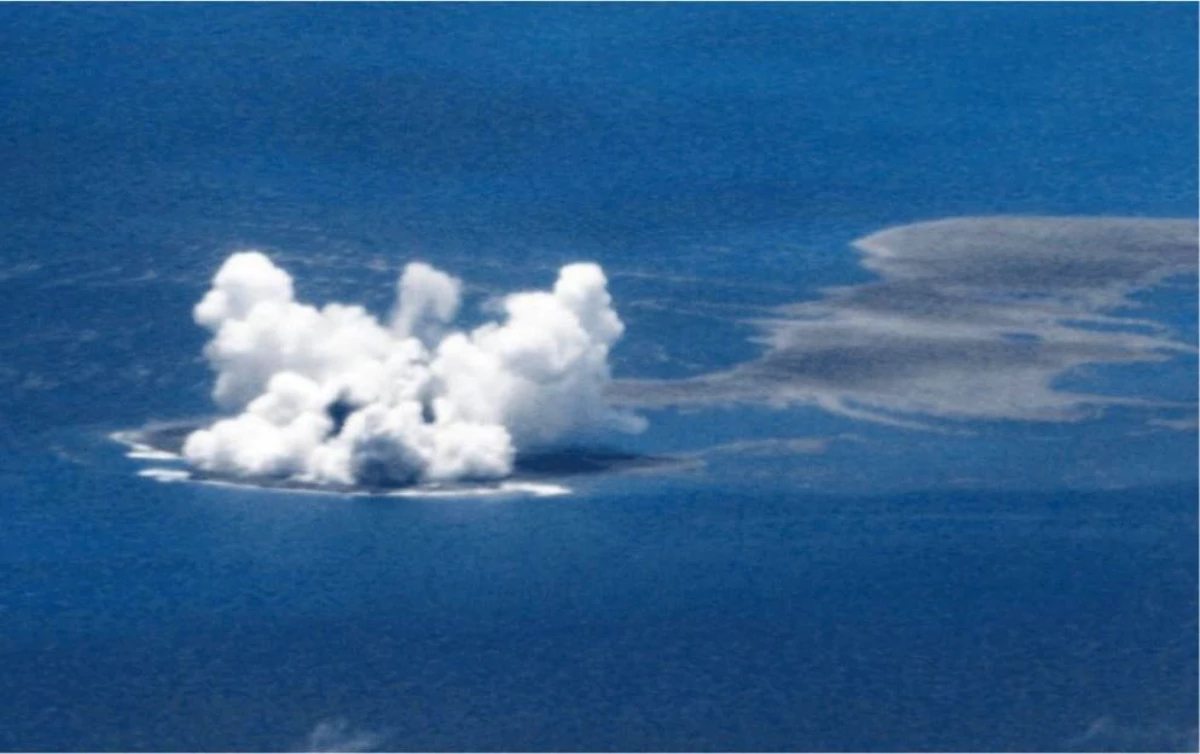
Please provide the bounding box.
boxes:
[183,252,644,487]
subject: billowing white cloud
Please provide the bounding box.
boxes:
[183,252,643,487]
[391,261,461,345]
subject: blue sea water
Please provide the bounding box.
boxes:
[0,4,1196,751]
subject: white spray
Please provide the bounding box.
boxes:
[183,252,644,486]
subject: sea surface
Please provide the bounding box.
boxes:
[0,5,1196,751]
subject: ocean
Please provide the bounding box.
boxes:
[0,4,1196,751]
